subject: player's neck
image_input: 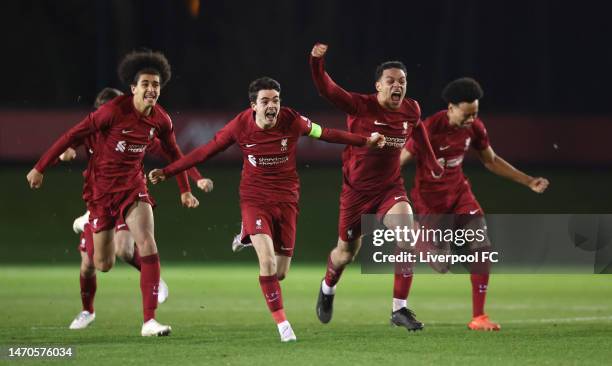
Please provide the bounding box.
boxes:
[446,111,461,127]
[133,97,153,116]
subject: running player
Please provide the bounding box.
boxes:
[309,43,443,331]
[27,50,190,336]
[400,77,550,331]
[148,77,386,342]
[64,87,213,330]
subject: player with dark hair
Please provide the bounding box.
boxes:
[400,77,549,330]
[309,43,443,331]
[148,76,386,342]
[62,87,212,330]
[27,49,191,336]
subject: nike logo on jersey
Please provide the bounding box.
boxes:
[373,121,388,126]
[439,145,451,150]
[245,143,257,147]
[122,129,133,134]
[469,209,480,215]
[138,193,148,198]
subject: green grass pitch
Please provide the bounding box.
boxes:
[1,264,611,365]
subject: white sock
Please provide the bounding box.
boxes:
[321,279,336,295]
[392,298,407,312]
[277,320,290,331]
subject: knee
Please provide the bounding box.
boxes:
[80,264,96,277]
[335,247,357,265]
[115,245,132,262]
[94,257,115,272]
[259,257,277,275]
[276,272,287,281]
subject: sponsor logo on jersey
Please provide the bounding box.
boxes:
[248,154,257,167]
[115,140,146,153]
[385,136,407,149]
[115,140,126,152]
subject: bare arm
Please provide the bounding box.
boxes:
[478,146,549,193]
[400,148,414,167]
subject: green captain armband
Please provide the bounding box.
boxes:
[308,122,322,139]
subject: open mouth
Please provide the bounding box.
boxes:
[144,94,157,103]
[265,109,277,122]
[391,90,402,102]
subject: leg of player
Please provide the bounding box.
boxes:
[383,201,424,331]
[70,225,97,330]
[93,229,116,272]
[114,230,169,304]
[251,233,296,342]
[124,201,171,337]
[275,255,291,281]
[464,216,500,331]
[317,236,361,324]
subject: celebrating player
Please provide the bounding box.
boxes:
[64,88,213,330]
[148,76,385,342]
[400,77,550,331]
[309,43,443,331]
[27,50,191,337]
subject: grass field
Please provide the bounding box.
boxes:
[1,264,611,365]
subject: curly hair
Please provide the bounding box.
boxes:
[94,87,123,109]
[117,49,172,88]
[442,77,484,104]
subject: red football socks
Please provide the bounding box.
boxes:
[140,253,160,322]
[324,254,345,287]
[259,275,285,323]
[80,274,97,314]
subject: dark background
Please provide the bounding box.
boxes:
[1,1,610,263]
[1,0,610,114]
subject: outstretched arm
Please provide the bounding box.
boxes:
[478,146,549,193]
[299,117,385,148]
[149,120,237,184]
[310,43,361,115]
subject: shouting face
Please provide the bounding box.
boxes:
[376,68,407,110]
[251,89,280,129]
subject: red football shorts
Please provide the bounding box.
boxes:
[239,201,299,257]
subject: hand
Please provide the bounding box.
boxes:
[528,177,549,193]
[181,191,200,208]
[59,147,77,161]
[148,169,166,184]
[196,178,214,193]
[27,168,44,189]
[366,132,386,149]
[311,43,328,58]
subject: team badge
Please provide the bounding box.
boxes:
[280,138,288,152]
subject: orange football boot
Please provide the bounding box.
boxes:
[468,314,501,331]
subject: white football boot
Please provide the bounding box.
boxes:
[277,320,297,342]
[141,319,171,337]
[158,278,169,304]
[69,310,95,329]
[72,211,90,234]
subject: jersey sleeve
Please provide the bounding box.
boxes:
[162,117,238,178]
[34,105,114,173]
[404,137,418,155]
[471,119,490,151]
[309,55,363,115]
[156,117,191,193]
[293,109,367,146]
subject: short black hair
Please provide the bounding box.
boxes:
[441,77,484,104]
[94,87,123,109]
[248,77,281,103]
[375,61,407,81]
[117,49,172,88]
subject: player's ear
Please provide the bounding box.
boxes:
[250,102,257,111]
[375,80,382,93]
[130,84,137,94]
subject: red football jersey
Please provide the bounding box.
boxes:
[405,110,490,193]
[34,95,189,201]
[164,107,313,204]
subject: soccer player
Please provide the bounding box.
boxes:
[400,77,550,330]
[27,50,191,336]
[148,76,385,342]
[64,88,213,330]
[309,43,443,331]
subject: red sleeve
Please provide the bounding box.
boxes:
[411,121,444,176]
[319,128,367,146]
[156,119,191,193]
[309,56,361,115]
[404,138,417,155]
[471,119,490,151]
[149,138,203,191]
[162,118,238,178]
[34,106,113,173]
